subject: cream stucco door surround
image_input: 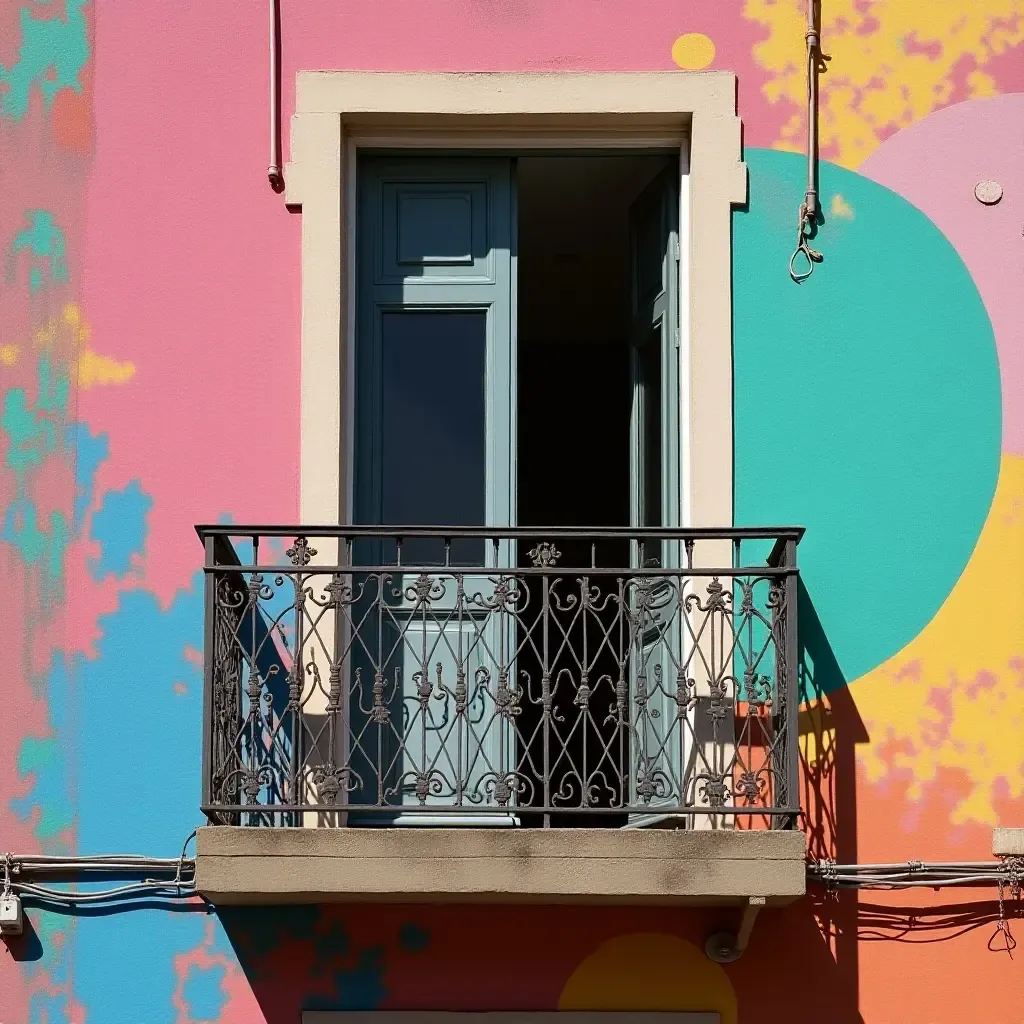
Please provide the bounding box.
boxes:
[282,71,746,535]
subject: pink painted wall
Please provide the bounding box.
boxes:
[2,2,1022,1022]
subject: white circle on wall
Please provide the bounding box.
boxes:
[974,180,1003,205]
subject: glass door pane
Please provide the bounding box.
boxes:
[381,310,487,566]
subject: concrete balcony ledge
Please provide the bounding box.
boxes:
[993,828,1024,856]
[195,826,807,906]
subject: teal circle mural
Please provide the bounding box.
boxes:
[733,149,1001,692]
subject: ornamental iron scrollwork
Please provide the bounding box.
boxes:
[528,542,561,567]
[199,526,801,828]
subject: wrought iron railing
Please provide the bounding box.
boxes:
[198,525,802,828]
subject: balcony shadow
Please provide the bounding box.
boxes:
[795,580,870,1023]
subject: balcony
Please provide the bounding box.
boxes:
[194,526,806,905]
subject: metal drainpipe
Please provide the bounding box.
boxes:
[268,0,284,192]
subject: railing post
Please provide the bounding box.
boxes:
[784,536,800,829]
[542,569,551,828]
[201,534,216,819]
[289,538,306,827]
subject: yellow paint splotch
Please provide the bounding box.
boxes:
[830,194,855,219]
[672,33,716,70]
[35,303,136,389]
[78,349,136,389]
[36,302,91,348]
[559,933,736,1024]
[0,344,20,367]
[744,0,1023,168]
[854,454,1024,825]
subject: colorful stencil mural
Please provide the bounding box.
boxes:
[1,1,1022,1022]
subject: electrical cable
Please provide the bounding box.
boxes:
[3,847,1021,905]
[807,859,1023,890]
[2,831,199,907]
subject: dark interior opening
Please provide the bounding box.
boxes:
[515,153,674,826]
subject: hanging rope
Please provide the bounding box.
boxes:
[789,201,823,283]
[789,0,830,282]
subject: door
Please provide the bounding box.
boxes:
[352,155,516,823]
[627,169,685,819]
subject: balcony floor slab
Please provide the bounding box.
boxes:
[195,826,806,906]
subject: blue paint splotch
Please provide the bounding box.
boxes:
[25,907,76,1024]
[10,567,204,852]
[9,655,76,847]
[2,356,70,478]
[182,963,228,1023]
[75,574,205,852]
[67,572,218,1024]
[307,921,429,1011]
[219,909,430,1013]
[303,943,388,1012]
[1,496,69,591]
[398,921,430,952]
[68,421,108,529]
[11,211,69,291]
[1,359,105,593]
[89,479,153,579]
[19,907,76,1023]
[0,0,89,121]
[12,570,216,1024]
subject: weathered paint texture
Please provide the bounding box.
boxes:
[0,1,1021,1022]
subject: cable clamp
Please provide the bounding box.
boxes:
[816,857,838,887]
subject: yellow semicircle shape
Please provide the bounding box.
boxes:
[558,932,737,1024]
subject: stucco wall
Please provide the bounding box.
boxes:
[1,2,1021,1022]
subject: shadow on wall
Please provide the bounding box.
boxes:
[2,898,211,964]
[797,580,869,1023]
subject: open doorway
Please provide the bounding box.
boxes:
[352,150,681,826]
[517,153,675,535]
[516,153,678,826]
